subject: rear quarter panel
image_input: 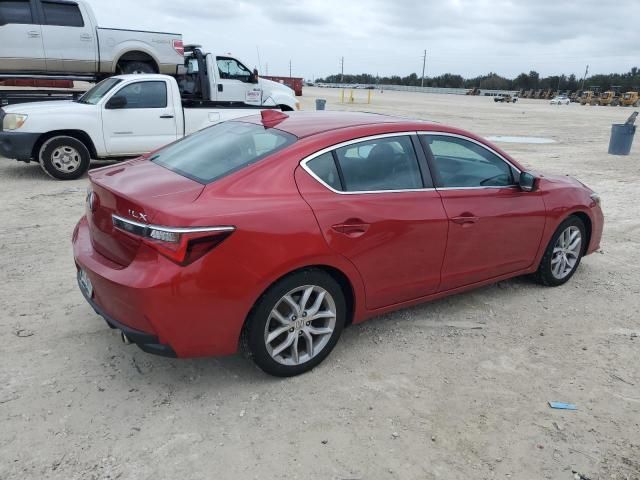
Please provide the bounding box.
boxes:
[96,30,182,73]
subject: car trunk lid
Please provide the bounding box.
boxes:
[87,158,204,266]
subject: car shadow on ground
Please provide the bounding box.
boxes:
[85,274,548,390]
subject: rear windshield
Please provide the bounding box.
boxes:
[151,121,296,184]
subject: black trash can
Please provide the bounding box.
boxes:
[608,123,636,155]
[315,99,326,111]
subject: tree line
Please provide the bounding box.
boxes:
[316,67,640,92]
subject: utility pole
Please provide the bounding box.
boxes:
[256,46,262,73]
[289,60,292,78]
[421,50,427,88]
[265,63,269,76]
[340,57,344,83]
[580,64,589,91]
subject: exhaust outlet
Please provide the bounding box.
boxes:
[120,331,132,345]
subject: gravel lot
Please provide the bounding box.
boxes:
[1,88,639,480]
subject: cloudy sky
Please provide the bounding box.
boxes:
[90,0,639,80]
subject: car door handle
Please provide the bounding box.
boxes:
[159,114,174,119]
[27,30,40,38]
[332,220,370,237]
[80,34,92,41]
[451,215,479,225]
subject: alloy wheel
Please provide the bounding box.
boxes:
[264,285,337,366]
[551,226,582,279]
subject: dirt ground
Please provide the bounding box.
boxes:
[1,88,639,480]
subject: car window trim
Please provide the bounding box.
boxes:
[417,131,521,190]
[300,132,436,195]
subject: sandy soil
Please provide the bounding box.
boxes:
[1,88,639,480]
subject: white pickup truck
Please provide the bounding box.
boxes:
[0,73,287,179]
[0,0,183,76]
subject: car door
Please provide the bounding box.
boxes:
[0,0,45,72]
[214,56,261,105]
[38,0,96,73]
[419,133,546,291]
[101,79,178,156]
[295,133,449,310]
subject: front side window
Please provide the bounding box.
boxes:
[152,122,296,184]
[422,135,516,188]
[42,1,84,27]
[113,81,167,109]
[331,136,423,192]
[216,57,251,82]
[0,0,33,25]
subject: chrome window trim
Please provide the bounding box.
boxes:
[112,214,235,235]
[418,131,522,190]
[299,132,436,195]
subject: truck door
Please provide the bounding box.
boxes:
[101,79,179,156]
[38,0,96,73]
[0,0,46,72]
[214,56,262,105]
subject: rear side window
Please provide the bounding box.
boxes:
[306,152,341,191]
[42,1,84,27]
[114,81,167,109]
[0,0,34,25]
[333,136,423,192]
[152,122,297,184]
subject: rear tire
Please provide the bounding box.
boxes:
[119,61,155,75]
[246,269,346,377]
[534,216,586,287]
[38,136,91,180]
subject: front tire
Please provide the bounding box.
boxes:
[534,216,586,286]
[246,269,346,377]
[38,136,91,180]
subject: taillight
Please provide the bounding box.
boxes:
[112,215,234,266]
[172,39,185,56]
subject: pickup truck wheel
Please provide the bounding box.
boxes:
[39,136,90,180]
[119,61,155,75]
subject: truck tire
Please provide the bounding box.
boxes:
[38,136,91,180]
[119,61,155,75]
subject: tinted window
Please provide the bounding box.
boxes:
[307,152,341,191]
[423,135,515,188]
[216,57,251,82]
[114,81,167,109]
[42,1,83,26]
[0,0,33,25]
[334,136,423,192]
[152,122,296,184]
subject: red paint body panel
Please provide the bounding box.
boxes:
[72,112,604,358]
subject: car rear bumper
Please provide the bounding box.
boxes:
[72,215,255,358]
[0,131,39,161]
[77,271,176,357]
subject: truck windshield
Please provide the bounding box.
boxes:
[152,121,297,184]
[77,78,122,105]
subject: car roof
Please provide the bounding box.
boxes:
[241,111,436,138]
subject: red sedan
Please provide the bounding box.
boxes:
[73,111,603,376]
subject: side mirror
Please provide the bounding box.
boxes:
[106,95,127,109]
[519,171,539,192]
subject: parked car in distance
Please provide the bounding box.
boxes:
[0,0,183,76]
[494,94,517,103]
[0,73,294,179]
[550,95,571,105]
[72,111,604,377]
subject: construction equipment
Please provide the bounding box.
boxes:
[599,86,622,106]
[620,90,640,107]
[580,87,600,106]
[570,90,582,102]
[466,87,481,95]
